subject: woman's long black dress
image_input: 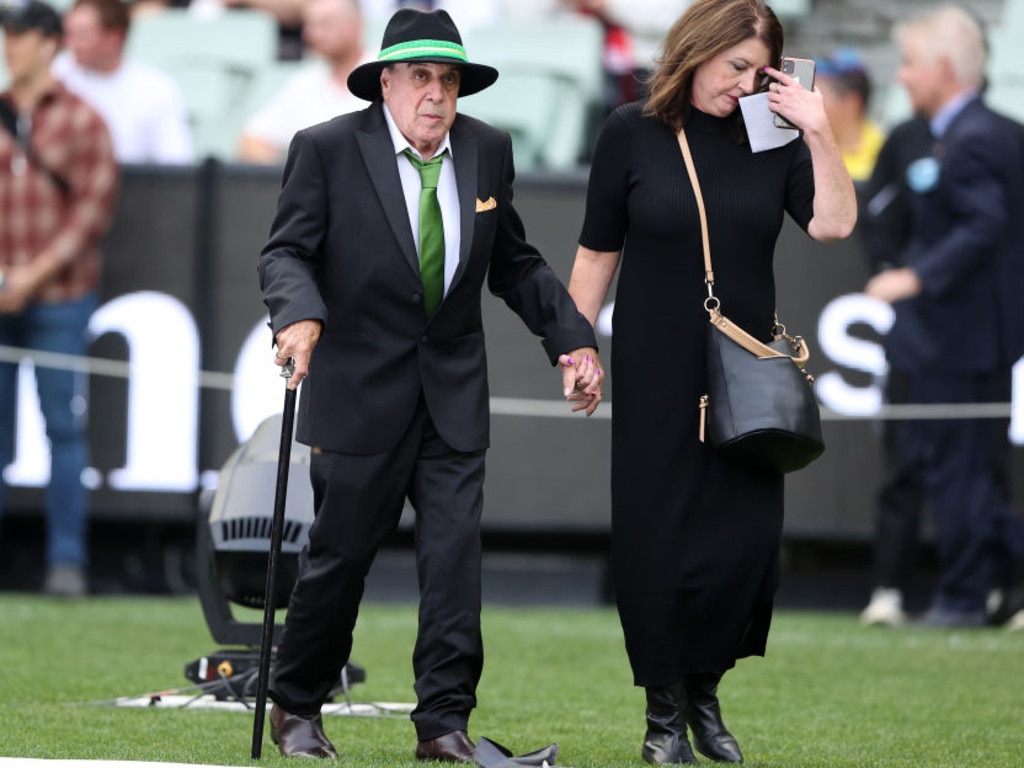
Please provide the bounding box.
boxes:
[579,103,816,687]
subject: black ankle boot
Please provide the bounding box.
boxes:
[684,673,743,763]
[641,683,697,765]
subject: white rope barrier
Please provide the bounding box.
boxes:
[0,344,235,392]
[0,344,1013,422]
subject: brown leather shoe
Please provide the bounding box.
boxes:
[270,704,338,758]
[415,730,475,762]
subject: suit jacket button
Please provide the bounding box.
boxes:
[411,293,422,304]
[421,335,429,344]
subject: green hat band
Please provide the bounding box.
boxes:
[378,39,468,64]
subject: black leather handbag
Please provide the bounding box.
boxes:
[678,128,825,474]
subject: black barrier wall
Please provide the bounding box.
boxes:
[4,163,1022,540]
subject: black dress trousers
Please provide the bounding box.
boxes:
[269,398,486,741]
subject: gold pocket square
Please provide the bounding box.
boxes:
[475,196,497,212]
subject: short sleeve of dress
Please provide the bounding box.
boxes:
[579,105,634,252]
[784,138,815,232]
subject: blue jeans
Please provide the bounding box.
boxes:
[0,293,97,568]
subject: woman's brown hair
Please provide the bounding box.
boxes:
[643,0,783,130]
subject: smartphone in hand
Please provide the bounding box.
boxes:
[773,56,816,129]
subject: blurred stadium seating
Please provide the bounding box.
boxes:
[123,9,277,160]
[5,2,1024,164]
[460,16,604,170]
[772,0,811,18]
[987,0,1024,123]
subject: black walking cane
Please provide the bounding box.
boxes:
[251,360,296,759]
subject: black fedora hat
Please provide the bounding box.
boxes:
[347,9,498,101]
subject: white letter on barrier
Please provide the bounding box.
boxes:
[2,360,49,487]
[597,302,614,338]
[1011,356,1024,446]
[815,294,894,416]
[90,292,199,491]
[232,317,301,445]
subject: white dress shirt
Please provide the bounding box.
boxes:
[382,103,461,298]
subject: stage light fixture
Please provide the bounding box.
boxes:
[189,414,364,699]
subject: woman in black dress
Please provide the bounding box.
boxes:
[566,0,856,763]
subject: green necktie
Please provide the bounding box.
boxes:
[403,149,445,317]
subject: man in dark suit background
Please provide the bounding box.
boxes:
[856,114,934,628]
[864,4,1024,628]
[258,8,604,761]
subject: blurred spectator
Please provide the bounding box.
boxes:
[856,116,931,275]
[52,0,194,164]
[858,115,1021,628]
[824,49,915,629]
[237,0,368,164]
[506,0,689,108]
[855,114,931,627]
[863,4,1024,629]
[0,1,119,597]
[815,47,884,183]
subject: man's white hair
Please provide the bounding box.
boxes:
[895,4,988,89]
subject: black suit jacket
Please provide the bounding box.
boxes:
[856,115,933,274]
[258,101,596,454]
[885,98,1024,373]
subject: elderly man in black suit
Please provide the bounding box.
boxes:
[865,4,1024,629]
[257,8,604,761]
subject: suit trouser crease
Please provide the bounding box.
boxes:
[269,399,485,741]
[898,371,1024,612]
[875,368,1019,593]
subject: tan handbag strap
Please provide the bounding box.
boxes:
[677,128,714,287]
[677,127,811,369]
[709,308,811,366]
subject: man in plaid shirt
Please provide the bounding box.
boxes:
[0,0,118,597]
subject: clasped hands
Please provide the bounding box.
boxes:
[559,347,604,417]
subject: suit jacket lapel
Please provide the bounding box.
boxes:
[450,116,479,294]
[355,102,419,276]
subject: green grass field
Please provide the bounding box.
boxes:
[1,595,1021,767]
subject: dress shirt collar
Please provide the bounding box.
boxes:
[382,102,453,162]
[930,89,978,139]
